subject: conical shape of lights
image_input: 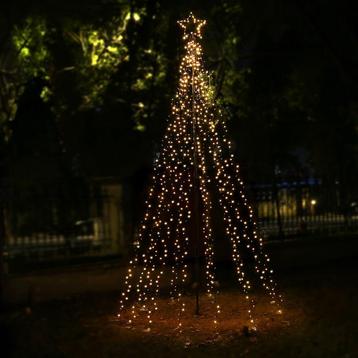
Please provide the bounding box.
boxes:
[118,13,283,329]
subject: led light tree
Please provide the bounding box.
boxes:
[118,13,282,329]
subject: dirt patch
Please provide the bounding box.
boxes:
[2,264,358,357]
[113,291,301,347]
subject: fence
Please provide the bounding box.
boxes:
[2,181,125,272]
[249,178,358,238]
[2,178,357,272]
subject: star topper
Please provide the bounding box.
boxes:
[178,13,206,40]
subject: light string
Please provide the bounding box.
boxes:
[117,12,282,330]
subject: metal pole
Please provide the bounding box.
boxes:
[191,52,201,316]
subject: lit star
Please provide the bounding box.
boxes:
[178,13,206,40]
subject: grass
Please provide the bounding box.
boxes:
[1,260,358,357]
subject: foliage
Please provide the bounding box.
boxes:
[0,0,357,197]
[210,1,249,109]
[0,16,50,140]
[66,8,134,109]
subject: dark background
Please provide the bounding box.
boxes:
[1,0,357,191]
[1,0,358,270]
[1,1,358,357]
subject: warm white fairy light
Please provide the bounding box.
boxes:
[118,12,282,329]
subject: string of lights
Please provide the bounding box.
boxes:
[118,12,282,330]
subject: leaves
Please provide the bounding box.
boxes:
[0,16,50,140]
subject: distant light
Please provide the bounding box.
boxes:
[311,199,317,205]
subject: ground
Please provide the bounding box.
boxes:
[1,259,358,358]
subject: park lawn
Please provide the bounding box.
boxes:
[1,261,358,358]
